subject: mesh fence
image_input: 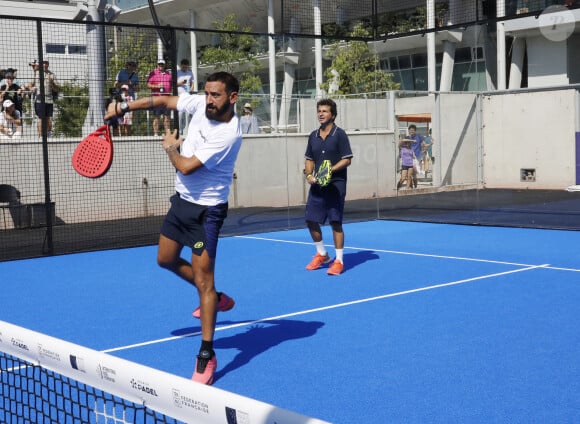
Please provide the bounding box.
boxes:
[1,1,580,262]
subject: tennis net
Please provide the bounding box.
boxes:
[0,320,329,424]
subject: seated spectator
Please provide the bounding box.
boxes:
[0,99,23,139]
[0,72,24,114]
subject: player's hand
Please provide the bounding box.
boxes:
[160,129,183,152]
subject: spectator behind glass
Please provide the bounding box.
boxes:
[146,59,172,136]
[176,58,194,133]
[31,60,59,138]
[240,103,260,134]
[119,84,134,136]
[0,72,24,114]
[115,60,139,98]
[0,99,23,139]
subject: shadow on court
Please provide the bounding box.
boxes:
[343,250,380,271]
[171,319,324,383]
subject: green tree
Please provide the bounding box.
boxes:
[200,14,262,109]
[321,23,400,95]
[53,81,89,137]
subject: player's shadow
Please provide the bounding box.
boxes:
[343,250,380,271]
[174,319,323,382]
[171,319,324,382]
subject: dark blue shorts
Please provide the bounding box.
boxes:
[305,184,345,225]
[153,107,171,116]
[34,103,54,118]
[160,194,228,258]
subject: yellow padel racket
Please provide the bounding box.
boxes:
[316,160,332,187]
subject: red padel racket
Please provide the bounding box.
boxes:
[72,125,113,178]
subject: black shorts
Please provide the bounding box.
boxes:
[160,194,228,258]
[34,103,54,118]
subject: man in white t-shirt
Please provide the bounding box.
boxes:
[176,59,194,134]
[105,71,242,386]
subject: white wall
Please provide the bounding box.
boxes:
[481,89,577,188]
[527,36,569,88]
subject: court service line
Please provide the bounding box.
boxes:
[235,235,576,270]
[103,263,547,354]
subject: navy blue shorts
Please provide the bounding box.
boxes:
[34,103,54,118]
[305,184,345,225]
[160,194,228,258]
[153,107,171,116]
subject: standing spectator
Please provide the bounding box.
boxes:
[304,98,353,276]
[397,135,415,189]
[31,60,59,138]
[176,58,194,133]
[118,84,134,136]
[0,68,23,89]
[422,128,435,176]
[147,59,172,136]
[0,99,23,139]
[115,60,139,98]
[407,124,423,187]
[0,72,24,114]
[240,102,260,134]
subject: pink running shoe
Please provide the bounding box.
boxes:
[305,253,331,270]
[191,350,217,385]
[192,292,235,319]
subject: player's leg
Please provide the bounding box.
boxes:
[157,234,193,282]
[326,188,346,275]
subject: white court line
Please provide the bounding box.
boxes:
[236,235,580,270]
[103,263,548,354]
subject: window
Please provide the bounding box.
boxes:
[46,43,87,55]
[46,44,66,54]
[69,45,87,55]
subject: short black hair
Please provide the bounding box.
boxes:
[180,59,190,65]
[317,98,337,118]
[408,124,417,130]
[206,71,239,94]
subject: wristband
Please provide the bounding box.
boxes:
[306,174,313,180]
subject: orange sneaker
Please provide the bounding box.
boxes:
[327,260,344,275]
[306,253,331,270]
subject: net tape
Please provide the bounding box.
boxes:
[0,320,329,424]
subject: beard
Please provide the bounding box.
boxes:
[205,101,230,121]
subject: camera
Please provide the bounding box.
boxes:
[109,87,122,102]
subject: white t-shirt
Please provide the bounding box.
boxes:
[176,69,194,95]
[174,93,242,206]
[0,110,21,135]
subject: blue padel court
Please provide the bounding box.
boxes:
[1,220,580,423]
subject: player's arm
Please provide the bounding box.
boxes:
[160,129,204,175]
[104,95,178,120]
[305,158,316,184]
[332,157,352,173]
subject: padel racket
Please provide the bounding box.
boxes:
[315,159,332,187]
[72,125,113,178]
